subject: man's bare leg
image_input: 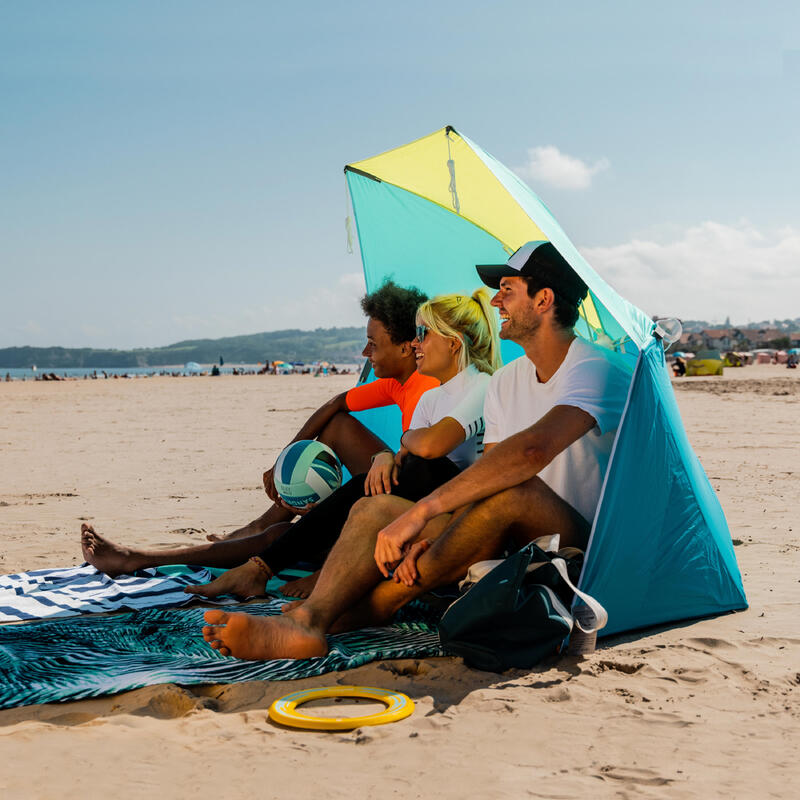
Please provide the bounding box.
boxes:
[81,522,291,577]
[207,411,388,542]
[329,476,590,633]
[202,495,427,658]
[202,477,589,660]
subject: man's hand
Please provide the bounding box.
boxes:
[393,539,432,586]
[263,466,280,502]
[394,446,409,468]
[374,503,430,577]
[364,451,398,496]
[277,497,315,516]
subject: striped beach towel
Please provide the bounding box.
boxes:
[0,600,444,709]
[0,564,309,623]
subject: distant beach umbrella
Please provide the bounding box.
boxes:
[184,362,202,373]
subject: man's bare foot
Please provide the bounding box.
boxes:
[202,609,328,660]
[278,570,320,599]
[185,561,269,599]
[80,524,143,578]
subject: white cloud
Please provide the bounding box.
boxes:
[19,320,43,337]
[515,145,610,190]
[581,221,800,323]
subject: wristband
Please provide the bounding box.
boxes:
[370,448,394,464]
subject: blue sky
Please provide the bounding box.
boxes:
[2,1,798,348]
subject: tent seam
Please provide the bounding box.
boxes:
[573,342,643,606]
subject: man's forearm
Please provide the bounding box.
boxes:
[416,431,544,520]
[289,393,349,443]
[415,405,596,522]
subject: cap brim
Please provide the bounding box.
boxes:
[475,264,517,289]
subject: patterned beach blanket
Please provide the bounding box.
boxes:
[0,564,307,623]
[0,600,444,709]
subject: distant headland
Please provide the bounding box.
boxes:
[0,327,367,369]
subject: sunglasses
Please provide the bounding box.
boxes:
[415,324,429,341]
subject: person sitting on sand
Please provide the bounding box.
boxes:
[213,279,437,542]
[178,287,502,600]
[81,288,501,600]
[199,241,632,661]
[81,279,434,565]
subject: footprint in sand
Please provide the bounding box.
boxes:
[141,684,215,719]
[597,765,673,786]
[378,660,429,678]
[592,659,646,675]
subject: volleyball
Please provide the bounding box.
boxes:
[274,440,343,508]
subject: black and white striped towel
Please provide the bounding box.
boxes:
[0,564,231,623]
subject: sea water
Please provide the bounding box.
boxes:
[0,364,361,380]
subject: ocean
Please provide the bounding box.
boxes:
[1,363,361,381]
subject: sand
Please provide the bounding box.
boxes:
[0,367,798,798]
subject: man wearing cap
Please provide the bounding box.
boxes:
[201,242,632,661]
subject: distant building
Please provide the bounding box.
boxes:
[749,328,788,348]
[702,328,739,350]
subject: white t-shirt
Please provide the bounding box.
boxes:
[483,337,631,523]
[408,364,491,471]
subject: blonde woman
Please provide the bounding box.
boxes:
[184,288,502,601]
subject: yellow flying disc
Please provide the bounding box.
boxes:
[268,685,414,731]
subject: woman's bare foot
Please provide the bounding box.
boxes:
[80,524,143,578]
[202,609,328,660]
[278,570,320,599]
[280,599,305,613]
[185,561,269,599]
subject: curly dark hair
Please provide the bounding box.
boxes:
[360,279,428,344]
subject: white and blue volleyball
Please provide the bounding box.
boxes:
[274,440,343,508]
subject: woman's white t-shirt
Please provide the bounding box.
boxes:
[483,338,631,523]
[408,365,491,471]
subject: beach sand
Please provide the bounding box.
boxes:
[1,367,798,798]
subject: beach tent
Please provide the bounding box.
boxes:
[344,126,746,637]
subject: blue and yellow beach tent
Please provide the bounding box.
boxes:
[344,126,746,637]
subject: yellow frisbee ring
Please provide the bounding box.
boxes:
[268,685,414,731]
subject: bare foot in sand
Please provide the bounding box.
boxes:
[202,609,327,660]
[185,561,269,599]
[80,524,143,578]
[278,570,320,599]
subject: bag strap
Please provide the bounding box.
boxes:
[550,558,608,634]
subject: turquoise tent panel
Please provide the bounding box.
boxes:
[347,171,510,295]
[347,170,524,448]
[579,341,747,635]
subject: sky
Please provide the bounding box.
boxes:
[1,1,798,349]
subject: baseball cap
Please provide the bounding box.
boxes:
[476,241,588,306]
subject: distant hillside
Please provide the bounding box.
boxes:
[0,327,366,369]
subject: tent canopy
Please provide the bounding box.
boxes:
[344,126,746,637]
